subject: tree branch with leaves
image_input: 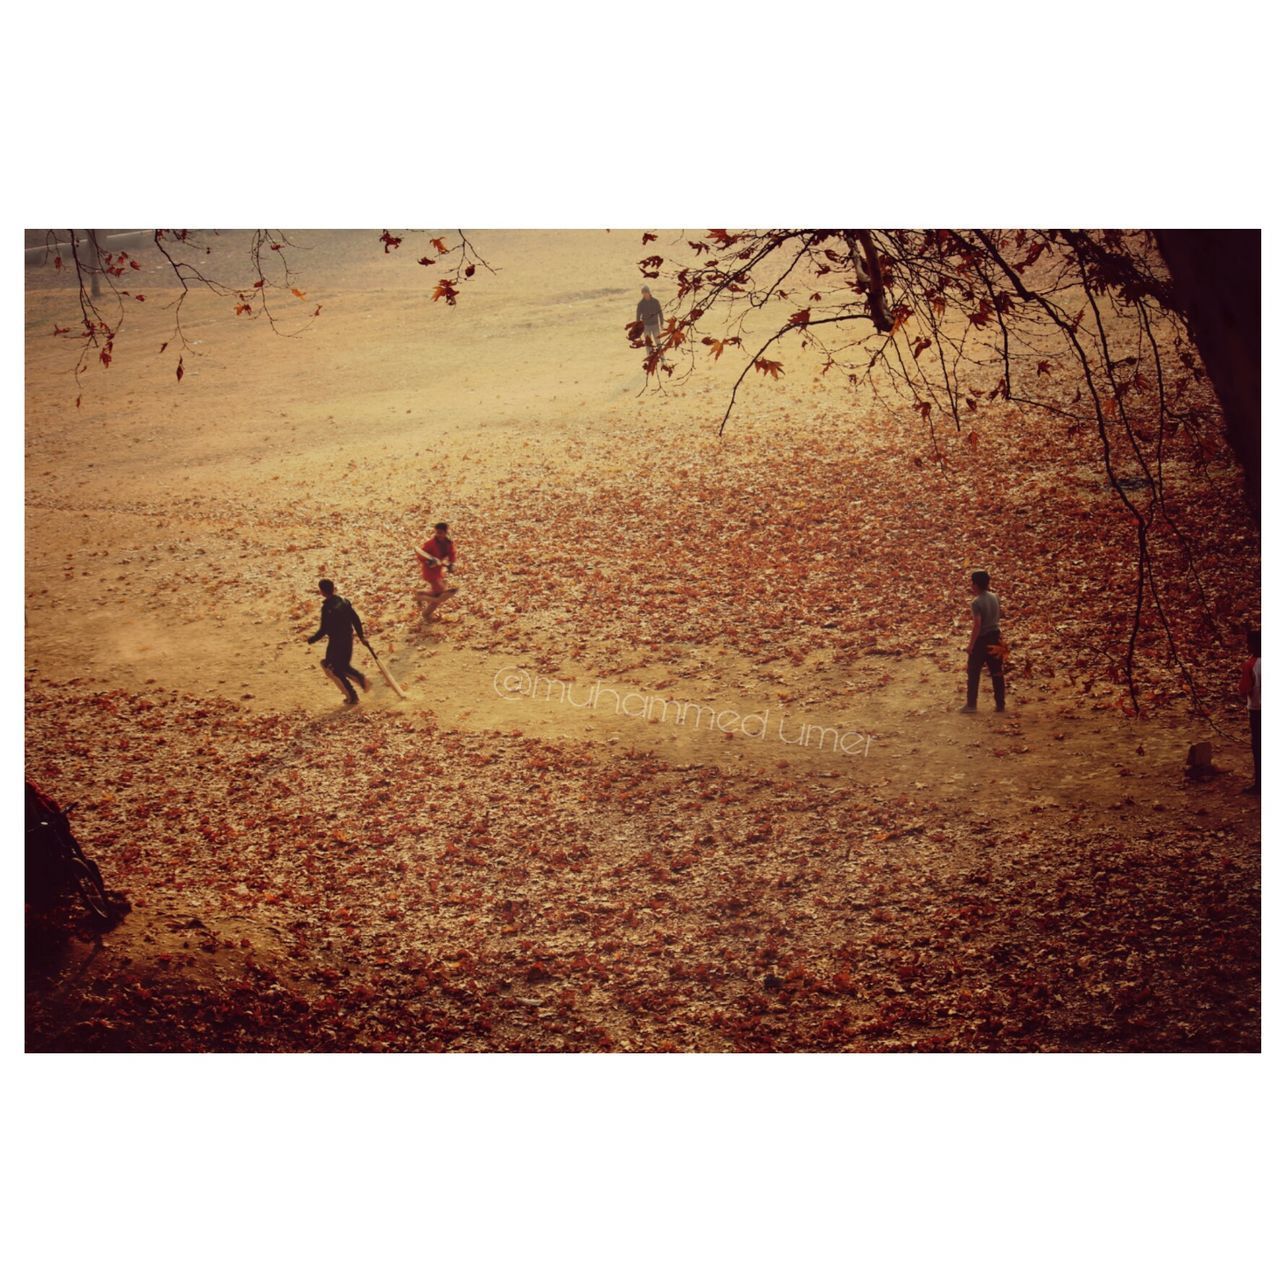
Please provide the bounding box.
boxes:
[632,228,1258,716]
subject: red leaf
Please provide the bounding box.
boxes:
[379,230,403,253]
[176,357,184,382]
[642,232,657,244]
[290,288,307,300]
[417,257,435,267]
[754,358,784,380]
[1016,242,1046,272]
[431,237,448,255]
[788,308,811,327]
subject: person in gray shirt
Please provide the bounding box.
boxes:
[961,570,1005,713]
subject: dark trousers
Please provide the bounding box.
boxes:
[323,641,365,698]
[1250,709,1260,786]
[966,630,1005,710]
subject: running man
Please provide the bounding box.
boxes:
[414,521,458,622]
[307,579,369,705]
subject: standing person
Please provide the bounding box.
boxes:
[637,286,664,358]
[414,521,458,622]
[961,570,1005,713]
[1239,628,1261,795]
[307,579,369,705]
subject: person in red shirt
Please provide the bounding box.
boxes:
[414,521,458,622]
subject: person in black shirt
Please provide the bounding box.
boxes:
[307,578,369,705]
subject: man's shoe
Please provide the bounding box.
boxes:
[345,693,359,706]
[959,705,976,714]
[355,673,369,691]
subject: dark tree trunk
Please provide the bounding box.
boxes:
[1155,230,1260,526]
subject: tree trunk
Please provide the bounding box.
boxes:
[1155,230,1260,526]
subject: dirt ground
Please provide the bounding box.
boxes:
[24,230,1260,1051]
